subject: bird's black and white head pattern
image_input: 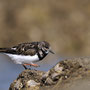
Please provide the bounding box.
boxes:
[37,41,52,59]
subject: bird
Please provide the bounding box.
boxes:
[0,41,54,69]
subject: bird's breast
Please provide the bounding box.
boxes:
[5,53,39,64]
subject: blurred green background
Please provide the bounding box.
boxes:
[0,0,90,56]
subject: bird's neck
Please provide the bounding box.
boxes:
[37,50,48,60]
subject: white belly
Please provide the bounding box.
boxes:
[5,54,39,64]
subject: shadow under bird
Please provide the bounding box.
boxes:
[0,41,54,69]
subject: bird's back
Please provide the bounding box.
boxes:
[0,42,39,55]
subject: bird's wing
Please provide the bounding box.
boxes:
[12,42,38,55]
[0,42,38,55]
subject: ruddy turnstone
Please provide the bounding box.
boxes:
[0,41,54,69]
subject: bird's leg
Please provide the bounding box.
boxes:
[30,63,39,67]
[22,64,28,69]
[24,63,39,67]
[30,62,40,67]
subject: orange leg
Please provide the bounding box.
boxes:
[23,63,39,67]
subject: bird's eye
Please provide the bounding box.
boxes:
[45,46,48,49]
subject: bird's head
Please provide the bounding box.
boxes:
[38,41,54,54]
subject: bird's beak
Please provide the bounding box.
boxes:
[49,50,55,54]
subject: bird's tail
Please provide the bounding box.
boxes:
[0,48,9,53]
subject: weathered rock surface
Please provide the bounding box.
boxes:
[9,57,90,90]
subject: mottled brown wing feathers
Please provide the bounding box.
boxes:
[11,42,38,55]
[24,49,36,55]
[0,42,38,55]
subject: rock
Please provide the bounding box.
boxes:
[9,57,90,90]
[9,70,44,90]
